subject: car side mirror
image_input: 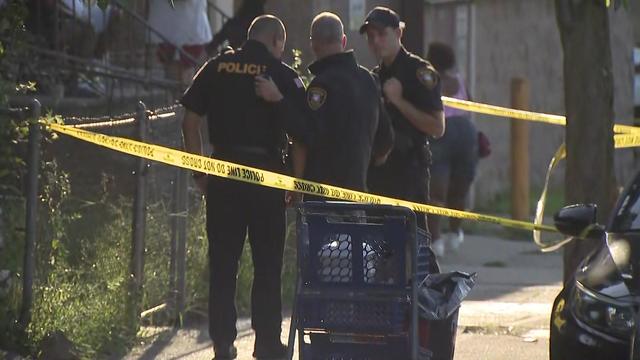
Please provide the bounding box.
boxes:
[554,204,605,238]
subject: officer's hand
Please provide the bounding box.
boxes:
[255,76,284,102]
[382,77,403,105]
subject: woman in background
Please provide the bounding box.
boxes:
[148,0,212,86]
[427,42,478,257]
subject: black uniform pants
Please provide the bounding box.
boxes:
[369,157,430,230]
[206,176,286,346]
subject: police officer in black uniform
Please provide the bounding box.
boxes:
[257,12,394,196]
[360,7,445,230]
[181,15,305,360]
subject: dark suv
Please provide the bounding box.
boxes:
[550,169,640,360]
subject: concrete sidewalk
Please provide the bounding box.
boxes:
[439,232,562,360]
[440,232,562,332]
[126,233,563,360]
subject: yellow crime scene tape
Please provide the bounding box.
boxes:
[46,122,557,233]
[442,97,640,251]
[533,133,640,251]
[45,97,640,251]
[442,96,640,135]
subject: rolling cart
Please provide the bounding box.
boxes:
[286,202,438,360]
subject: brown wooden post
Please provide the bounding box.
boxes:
[510,78,530,221]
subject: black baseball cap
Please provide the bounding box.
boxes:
[359,7,405,34]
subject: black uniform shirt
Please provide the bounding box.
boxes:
[368,47,443,203]
[300,51,394,192]
[181,40,305,167]
[374,46,443,156]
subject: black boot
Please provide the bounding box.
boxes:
[213,343,237,360]
[253,337,287,360]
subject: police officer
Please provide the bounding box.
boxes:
[360,7,445,230]
[181,15,305,360]
[257,12,394,197]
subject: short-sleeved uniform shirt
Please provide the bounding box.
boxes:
[298,51,394,192]
[180,40,305,169]
[369,47,443,201]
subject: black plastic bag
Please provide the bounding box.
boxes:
[418,271,477,320]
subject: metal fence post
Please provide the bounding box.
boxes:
[175,166,188,324]
[19,99,41,328]
[168,171,179,320]
[168,168,180,324]
[128,101,148,328]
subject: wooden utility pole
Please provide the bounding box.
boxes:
[510,78,530,221]
[555,0,615,281]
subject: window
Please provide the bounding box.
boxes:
[634,47,640,119]
[611,172,640,232]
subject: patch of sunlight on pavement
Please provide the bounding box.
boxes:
[459,301,553,330]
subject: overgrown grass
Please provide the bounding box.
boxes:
[181,199,209,318]
[474,186,566,217]
[27,197,134,358]
[462,187,566,240]
[1,181,299,357]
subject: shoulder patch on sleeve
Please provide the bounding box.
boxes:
[307,87,327,110]
[417,65,438,90]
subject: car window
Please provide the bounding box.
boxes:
[635,48,640,107]
[611,174,640,232]
[635,48,640,121]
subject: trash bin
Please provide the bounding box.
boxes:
[418,271,477,360]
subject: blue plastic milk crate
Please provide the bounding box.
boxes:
[288,202,435,360]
